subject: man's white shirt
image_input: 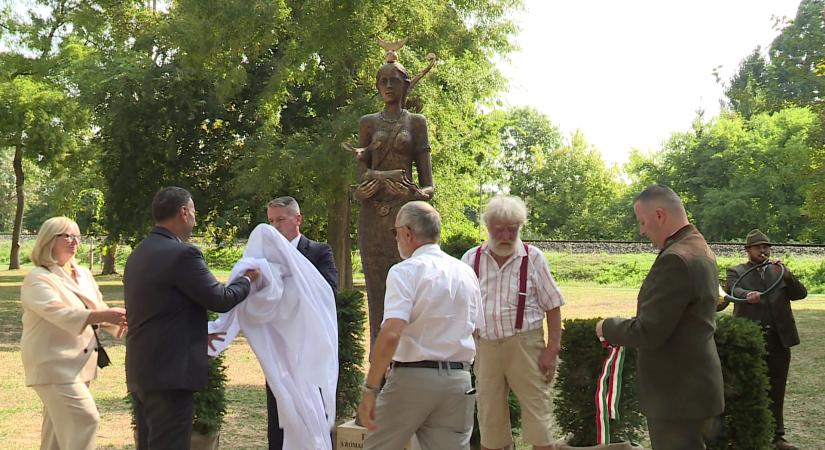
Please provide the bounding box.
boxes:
[382,243,482,363]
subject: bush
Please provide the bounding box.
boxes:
[710,316,773,450]
[441,230,479,259]
[554,318,643,446]
[336,289,367,421]
[202,245,244,271]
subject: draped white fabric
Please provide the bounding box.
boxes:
[208,224,338,450]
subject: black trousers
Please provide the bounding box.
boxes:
[764,326,792,439]
[132,389,194,450]
[266,382,284,450]
[647,416,720,450]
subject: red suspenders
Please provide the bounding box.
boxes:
[473,244,530,330]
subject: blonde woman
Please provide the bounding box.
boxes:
[20,216,127,450]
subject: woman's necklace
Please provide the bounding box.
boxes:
[379,109,405,124]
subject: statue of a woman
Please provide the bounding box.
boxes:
[350,42,435,342]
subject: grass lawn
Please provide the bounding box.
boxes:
[1,268,824,448]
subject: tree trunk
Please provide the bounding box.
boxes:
[9,142,24,270]
[101,239,118,275]
[328,183,353,291]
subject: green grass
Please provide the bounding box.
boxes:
[1,266,824,448]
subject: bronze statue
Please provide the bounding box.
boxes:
[346,39,436,342]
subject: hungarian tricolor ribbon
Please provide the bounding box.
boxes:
[595,342,626,445]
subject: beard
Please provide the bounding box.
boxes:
[398,242,411,260]
[489,239,516,257]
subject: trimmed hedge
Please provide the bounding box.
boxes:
[710,316,773,450]
[336,289,367,421]
[554,318,644,446]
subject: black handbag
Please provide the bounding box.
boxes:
[91,324,111,368]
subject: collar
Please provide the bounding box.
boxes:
[410,243,441,258]
[660,224,694,253]
[151,226,181,242]
[290,234,302,248]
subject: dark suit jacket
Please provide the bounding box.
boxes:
[726,261,807,348]
[124,226,251,394]
[297,234,338,294]
[603,224,724,420]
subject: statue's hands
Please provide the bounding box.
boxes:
[354,179,380,200]
[384,179,409,197]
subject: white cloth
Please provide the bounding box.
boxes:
[382,244,482,363]
[208,224,338,450]
[290,234,301,248]
[462,241,565,340]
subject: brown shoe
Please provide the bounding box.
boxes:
[773,438,798,450]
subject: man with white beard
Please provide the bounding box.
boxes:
[462,195,564,450]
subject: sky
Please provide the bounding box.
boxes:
[499,0,804,166]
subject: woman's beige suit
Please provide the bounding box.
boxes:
[21,264,124,450]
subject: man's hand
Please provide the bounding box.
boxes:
[357,392,378,431]
[746,291,761,304]
[208,332,226,352]
[538,347,558,383]
[243,269,260,283]
[595,319,605,340]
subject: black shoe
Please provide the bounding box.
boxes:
[773,437,798,450]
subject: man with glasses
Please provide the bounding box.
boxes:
[358,201,481,449]
[462,195,564,450]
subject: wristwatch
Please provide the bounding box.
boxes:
[362,383,381,396]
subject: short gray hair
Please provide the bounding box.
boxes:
[482,195,527,227]
[267,196,300,214]
[397,201,441,243]
[634,184,684,213]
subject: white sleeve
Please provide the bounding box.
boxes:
[382,265,413,324]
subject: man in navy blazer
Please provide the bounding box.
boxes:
[125,186,260,449]
[266,196,339,449]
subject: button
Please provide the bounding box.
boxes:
[83,349,88,353]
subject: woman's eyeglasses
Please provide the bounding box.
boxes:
[55,233,81,243]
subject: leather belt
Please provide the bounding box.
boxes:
[391,360,469,370]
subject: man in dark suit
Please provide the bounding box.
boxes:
[265,196,338,449]
[724,229,806,450]
[125,186,260,449]
[597,185,724,450]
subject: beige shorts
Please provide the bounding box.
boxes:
[475,328,552,448]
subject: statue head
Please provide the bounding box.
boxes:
[376,61,411,106]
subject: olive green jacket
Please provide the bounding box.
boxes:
[603,224,724,420]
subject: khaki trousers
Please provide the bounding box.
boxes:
[475,328,552,448]
[363,366,474,450]
[32,382,99,450]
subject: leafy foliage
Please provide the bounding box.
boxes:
[554,318,643,446]
[709,316,773,450]
[335,289,367,421]
[192,353,229,435]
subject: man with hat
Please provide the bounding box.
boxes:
[724,229,807,450]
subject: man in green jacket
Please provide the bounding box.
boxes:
[596,185,723,450]
[723,229,806,450]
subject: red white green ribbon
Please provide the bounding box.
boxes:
[595,344,626,445]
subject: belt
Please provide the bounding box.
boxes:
[391,360,469,370]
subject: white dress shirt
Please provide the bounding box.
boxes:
[383,243,482,363]
[462,240,564,340]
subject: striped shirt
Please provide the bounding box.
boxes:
[462,241,564,340]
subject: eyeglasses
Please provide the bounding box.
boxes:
[390,225,408,237]
[55,233,81,243]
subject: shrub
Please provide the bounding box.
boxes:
[441,230,479,259]
[710,316,773,450]
[192,353,229,435]
[554,318,643,446]
[202,245,244,271]
[336,289,367,421]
